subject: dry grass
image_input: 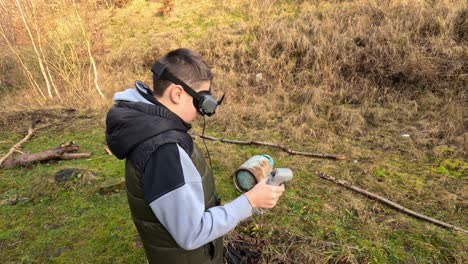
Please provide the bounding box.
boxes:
[205,0,466,153]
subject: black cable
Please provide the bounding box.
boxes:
[202,115,214,172]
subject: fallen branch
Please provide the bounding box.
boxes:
[0,196,29,206]
[317,172,468,234]
[1,141,91,169]
[191,132,346,160]
[0,124,36,167]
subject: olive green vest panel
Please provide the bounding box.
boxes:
[125,143,223,264]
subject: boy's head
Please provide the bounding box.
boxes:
[153,48,213,123]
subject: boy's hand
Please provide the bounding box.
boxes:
[245,177,285,209]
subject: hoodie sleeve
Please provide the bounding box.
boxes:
[143,143,252,250]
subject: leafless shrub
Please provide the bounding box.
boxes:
[112,0,132,8]
[158,0,174,16]
[453,8,468,41]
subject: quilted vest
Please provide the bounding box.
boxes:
[125,131,223,264]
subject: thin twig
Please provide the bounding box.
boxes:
[317,172,468,234]
[104,146,112,155]
[14,149,27,155]
[190,132,346,160]
[0,124,36,167]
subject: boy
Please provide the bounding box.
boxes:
[105,48,285,263]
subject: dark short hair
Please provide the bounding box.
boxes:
[153,48,213,97]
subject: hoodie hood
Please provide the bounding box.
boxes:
[105,82,191,159]
[113,81,153,105]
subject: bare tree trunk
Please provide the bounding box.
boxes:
[0,24,47,102]
[15,0,53,99]
[30,0,62,101]
[48,33,87,102]
[73,0,105,99]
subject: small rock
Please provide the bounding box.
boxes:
[353,160,358,163]
[255,73,263,82]
[99,178,125,195]
[55,168,82,182]
[133,235,143,249]
[54,168,96,183]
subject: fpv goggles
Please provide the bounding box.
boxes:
[151,61,224,116]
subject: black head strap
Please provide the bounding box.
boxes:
[151,61,204,103]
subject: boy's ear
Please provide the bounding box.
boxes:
[168,84,184,104]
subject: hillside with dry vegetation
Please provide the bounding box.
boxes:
[0,0,467,263]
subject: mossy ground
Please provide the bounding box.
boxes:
[0,118,141,263]
[1,112,466,263]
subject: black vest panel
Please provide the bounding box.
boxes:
[125,131,222,264]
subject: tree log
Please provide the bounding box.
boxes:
[190,132,346,160]
[1,142,91,169]
[0,124,36,167]
[317,172,468,234]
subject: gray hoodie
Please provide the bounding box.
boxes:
[106,82,252,250]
